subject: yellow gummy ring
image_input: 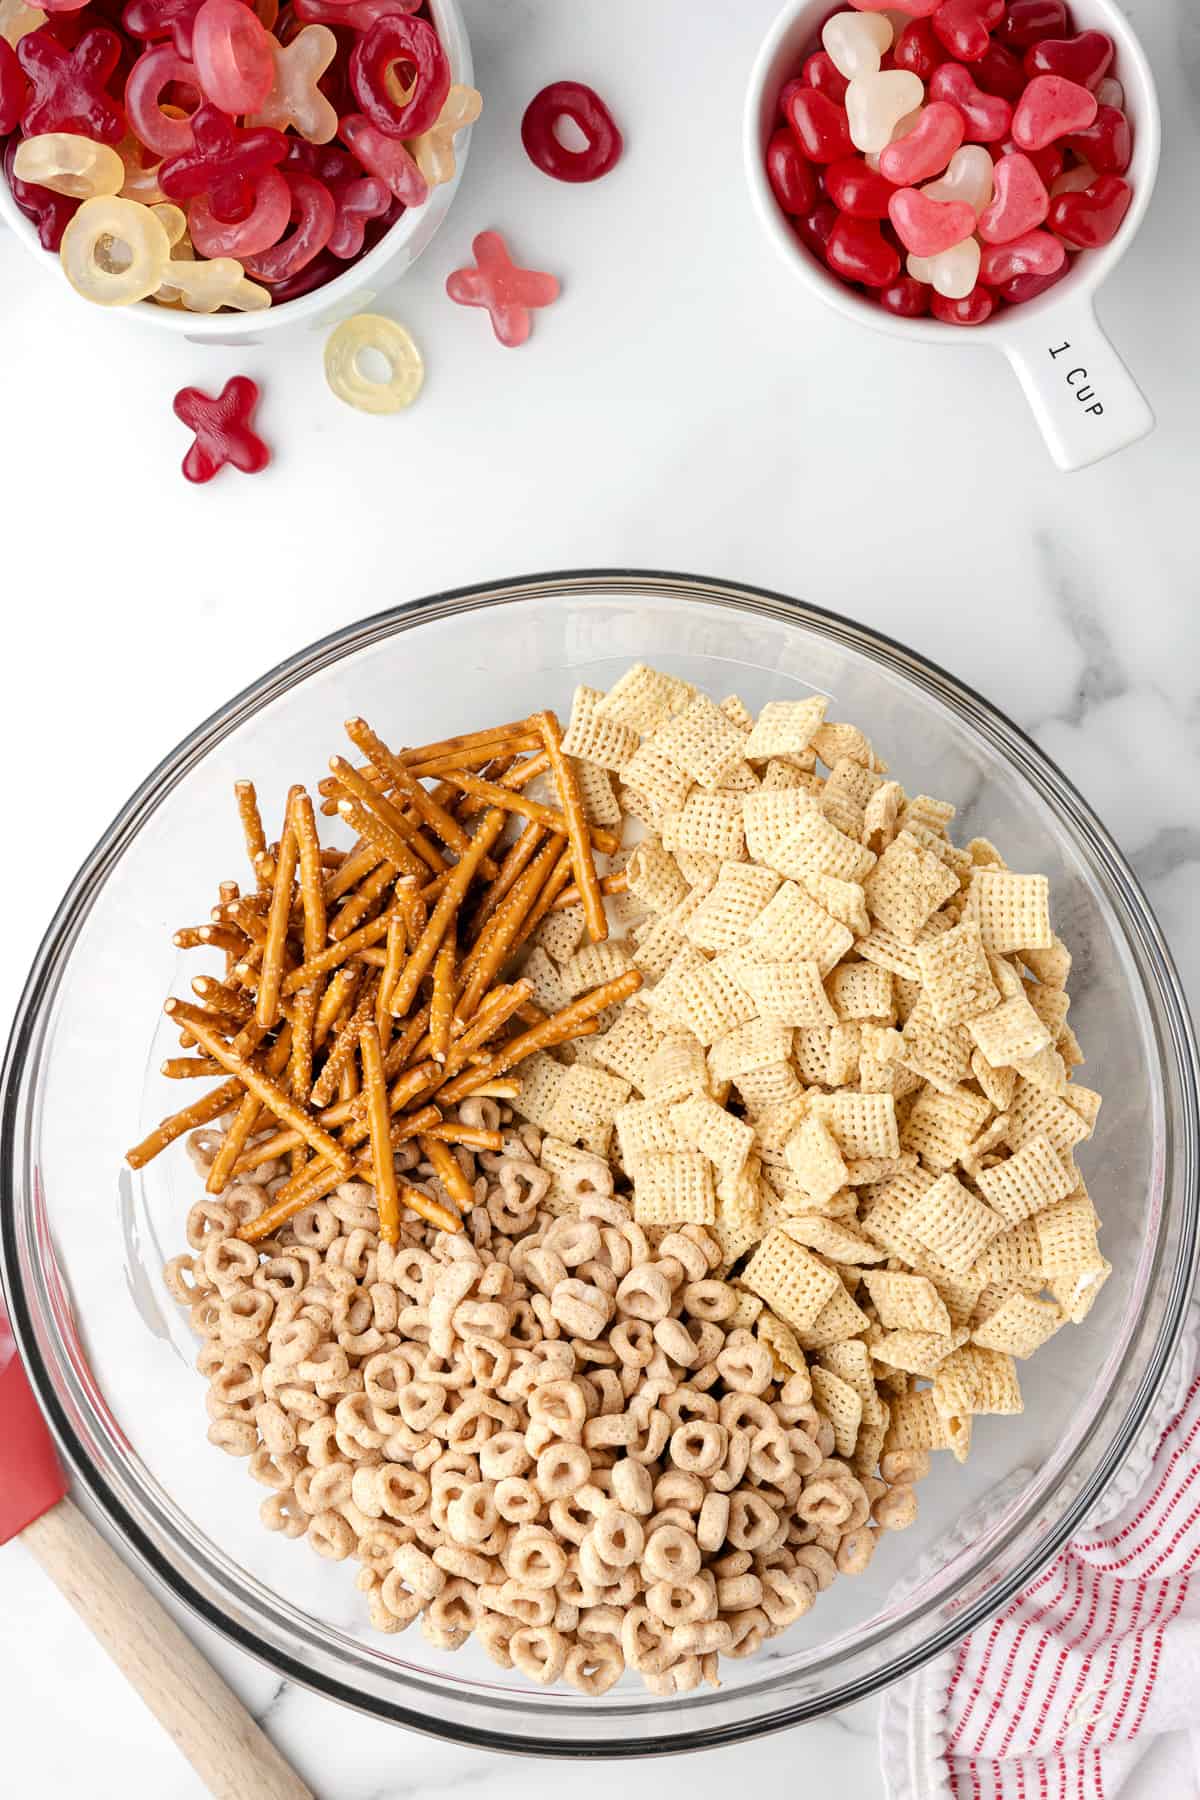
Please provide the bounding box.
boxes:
[324,314,425,416]
[60,196,171,307]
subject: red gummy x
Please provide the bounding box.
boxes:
[445,229,559,348]
[159,102,288,223]
[173,376,271,484]
[17,25,125,144]
[122,0,206,58]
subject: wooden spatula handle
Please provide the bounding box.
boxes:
[20,1496,313,1800]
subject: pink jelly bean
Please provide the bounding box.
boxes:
[979,227,1066,285]
[825,213,900,286]
[124,42,199,156]
[1047,171,1132,247]
[929,62,1011,142]
[931,0,1004,63]
[892,18,943,81]
[931,282,994,323]
[879,101,964,184]
[240,166,333,281]
[338,111,427,205]
[766,126,818,215]
[977,150,1048,242]
[800,53,848,105]
[1024,30,1113,91]
[1011,74,1097,152]
[878,272,931,315]
[191,0,272,113]
[1063,104,1131,174]
[996,0,1070,48]
[188,163,289,255]
[888,186,977,256]
[825,153,893,218]
[785,85,853,162]
[974,43,1026,103]
[998,137,1064,185]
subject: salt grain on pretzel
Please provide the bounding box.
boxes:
[388,809,507,1020]
[533,710,608,945]
[255,801,299,1029]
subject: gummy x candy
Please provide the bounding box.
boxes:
[174,375,270,483]
[338,110,426,205]
[191,0,272,115]
[158,102,287,221]
[325,171,389,257]
[520,79,622,183]
[406,82,480,188]
[188,162,288,254]
[247,23,336,144]
[60,192,170,301]
[324,312,423,413]
[121,0,203,56]
[18,24,124,142]
[349,12,448,138]
[445,228,559,348]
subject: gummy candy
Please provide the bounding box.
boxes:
[247,24,336,143]
[799,53,847,104]
[338,110,427,204]
[150,196,185,239]
[520,79,621,183]
[326,171,388,256]
[18,25,124,142]
[3,130,77,242]
[824,153,892,217]
[845,68,924,153]
[928,61,1011,140]
[826,211,900,284]
[995,0,1069,48]
[0,33,28,129]
[324,311,423,412]
[978,226,1065,284]
[445,228,559,347]
[974,42,1026,102]
[784,85,852,162]
[922,142,993,212]
[174,375,270,482]
[124,43,199,155]
[994,262,1069,303]
[59,191,170,300]
[892,19,942,80]
[999,134,1063,185]
[766,127,819,214]
[261,242,338,299]
[878,271,931,314]
[405,82,480,188]
[977,150,1048,241]
[191,0,272,114]
[13,128,124,194]
[907,234,980,297]
[1047,172,1131,247]
[878,100,963,183]
[159,102,286,220]
[1062,104,1130,174]
[157,245,269,308]
[822,11,892,81]
[930,281,993,323]
[1024,30,1112,91]
[888,185,976,255]
[0,0,46,50]
[931,0,1004,64]
[1011,73,1096,152]
[121,0,204,57]
[188,162,288,254]
[240,164,331,280]
[349,12,447,138]
[292,0,414,33]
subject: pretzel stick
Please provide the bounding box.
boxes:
[382,1001,433,1082]
[552,870,629,911]
[161,1056,224,1079]
[454,751,552,819]
[235,781,268,886]
[377,913,406,1048]
[419,1134,475,1212]
[191,977,253,1021]
[175,926,240,953]
[470,821,544,932]
[233,1102,442,1178]
[206,1025,294,1195]
[324,841,383,904]
[387,810,506,1020]
[509,843,575,956]
[329,859,398,941]
[360,1022,402,1244]
[345,719,475,861]
[310,977,378,1108]
[281,898,401,995]
[455,837,563,1022]
[334,795,427,882]
[429,939,456,1064]
[288,788,328,1109]
[432,772,619,856]
[256,804,298,1029]
[313,965,360,1047]
[441,980,534,1078]
[126,1078,243,1169]
[421,1122,504,1151]
[401,720,536,765]
[225,901,269,946]
[533,710,608,944]
[329,762,449,879]
[435,972,640,1105]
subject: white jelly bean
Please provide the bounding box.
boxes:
[907,236,981,299]
[822,10,892,80]
[845,69,924,154]
[923,145,994,217]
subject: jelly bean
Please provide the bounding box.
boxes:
[18,25,124,141]
[0,33,27,128]
[1063,103,1130,174]
[1047,171,1131,247]
[879,99,963,183]
[892,18,942,80]
[923,141,993,211]
[931,0,1003,63]
[800,53,847,104]
[246,24,335,141]
[978,226,1065,284]
[907,234,980,296]
[878,271,931,314]
[240,164,331,279]
[121,0,203,56]
[1011,75,1096,152]
[124,43,198,155]
[974,43,1026,103]
[977,149,1047,241]
[326,170,387,255]
[1049,158,1093,196]
[174,376,270,483]
[60,191,170,300]
[845,68,923,153]
[349,13,447,138]
[930,282,993,323]
[0,0,45,49]
[159,102,286,220]
[847,0,940,15]
[995,0,1068,46]
[822,9,892,80]
[157,248,269,307]
[191,0,271,112]
[826,212,900,284]
[3,130,77,241]
[791,199,838,262]
[324,311,422,413]
[784,84,852,161]
[1024,30,1112,92]
[766,126,819,214]
[824,152,891,216]
[338,112,426,204]
[929,62,1010,141]
[887,185,976,254]
[406,82,480,189]
[995,261,1068,303]
[445,228,559,348]
[188,160,287,252]
[520,79,621,183]
[1094,76,1122,111]
[998,134,1063,185]
[13,128,123,194]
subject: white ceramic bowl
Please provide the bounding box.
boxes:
[744,0,1161,471]
[0,0,472,343]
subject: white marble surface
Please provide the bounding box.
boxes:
[1,0,1199,1794]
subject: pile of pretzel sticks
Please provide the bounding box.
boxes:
[125,710,641,1245]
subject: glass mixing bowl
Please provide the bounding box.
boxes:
[3,571,1197,1755]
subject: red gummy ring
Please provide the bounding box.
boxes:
[520,80,622,183]
[349,13,450,139]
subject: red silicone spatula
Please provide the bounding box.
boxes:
[0,1311,313,1800]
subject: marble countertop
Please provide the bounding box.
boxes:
[2,0,1198,1793]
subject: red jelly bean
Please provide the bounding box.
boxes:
[998,136,1063,185]
[241,165,333,281]
[996,0,1070,48]
[446,227,560,348]
[326,171,389,258]
[878,101,964,184]
[174,375,270,484]
[1024,30,1112,91]
[189,162,289,254]
[977,150,1048,242]
[791,200,838,264]
[824,153,892,218]
[826,213,900,287]
[191,0,272,113]
[995,261,1070,303]
[979,226,1065,285]
[888,186,976,256]
[929,63,1012,142]
[784,85,852,163]
[338,111,427,204]
[1063,104,1131,174]
[122,0,205,57]
[931,0,1004,63]
[800,53,847,105]
[349,13,448,138]
[159,101,287,221]
[124,43,199,156]
[18,25,124,143]
[878,272,931,316]
[3,132,78,246]
[931,282,994,324]
[1011,75,1096,152]
[1047,171,1131,247]
[766,127,818,215]
[974,43,1026,103]
[893,19,943,81]
[521,80,622,183]
[0,35,28,134]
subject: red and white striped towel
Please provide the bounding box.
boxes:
[882,1306,1200,1800]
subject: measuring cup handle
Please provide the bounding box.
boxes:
[1003,296,1154,472]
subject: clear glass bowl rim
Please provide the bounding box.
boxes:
[2,568,1197,1757]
